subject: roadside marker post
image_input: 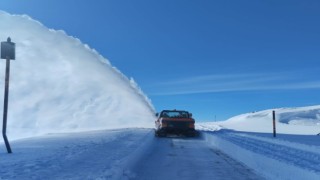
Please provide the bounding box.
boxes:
[1,37,15,153]
[272,110,276,138]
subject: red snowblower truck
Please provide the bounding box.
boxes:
[155,109,196,137]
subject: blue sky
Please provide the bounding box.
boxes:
[1,0,320,121]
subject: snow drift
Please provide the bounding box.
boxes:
[217,105,320,135]
[0,11,155,140]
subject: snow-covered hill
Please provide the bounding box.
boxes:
[198,105,320,135]
[0,11,155,140]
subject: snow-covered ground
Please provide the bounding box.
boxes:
[0,129,154,180]
[1,108,319,180]
[197,105,320,180]
[2,104,320,180]
[203,130,320,180]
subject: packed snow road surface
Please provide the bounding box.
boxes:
[0,128,262,180]
[132,135,262,180]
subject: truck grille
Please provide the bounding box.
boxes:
[167,121,189,129]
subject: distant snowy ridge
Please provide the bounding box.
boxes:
[0,11,155,140]
[277,106,320,126]
[214,105,320,135]
[229,105,320,125]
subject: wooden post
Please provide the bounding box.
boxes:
[273,110,276,137]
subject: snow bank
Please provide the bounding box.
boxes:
[204,131,320,180]
[0,11,155,140]
[206,131,320,180]
[218,105,320,135]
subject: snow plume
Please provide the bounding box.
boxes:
[0,11,155,140]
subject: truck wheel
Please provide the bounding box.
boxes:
[156,130,166,137]
[155,130,159,137]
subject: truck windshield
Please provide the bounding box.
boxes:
[161,111,189,118]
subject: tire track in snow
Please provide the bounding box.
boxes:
[216,132,320,172]
[131,136,263,180]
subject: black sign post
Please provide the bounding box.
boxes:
[272,110,276,138]
[1,37,15,153]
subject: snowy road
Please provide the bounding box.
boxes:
[2,128,318,179]
[132,135,263,180]
[0,128,264,180]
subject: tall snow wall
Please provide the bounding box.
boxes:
[0,11,155,140]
